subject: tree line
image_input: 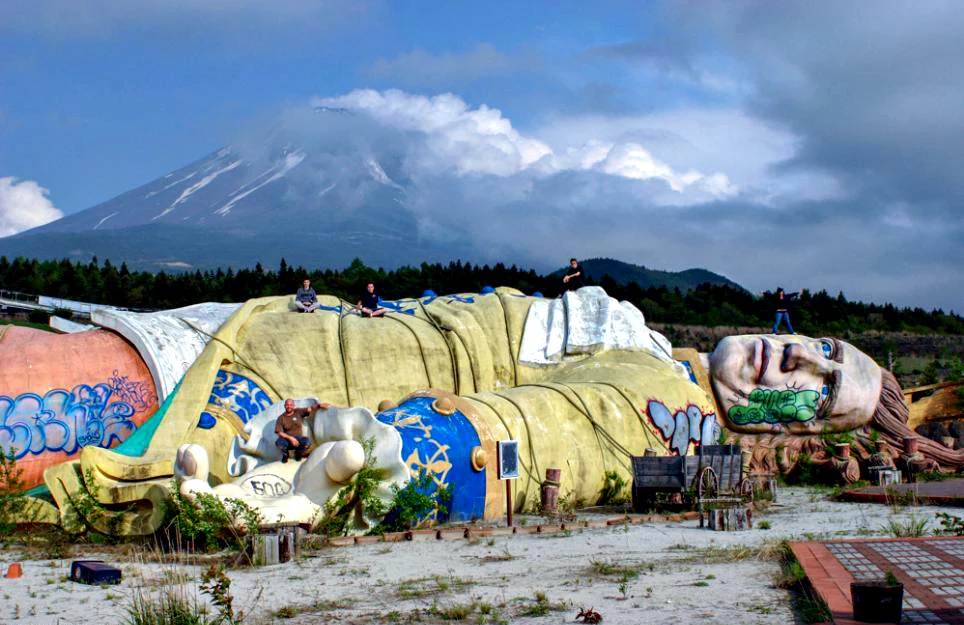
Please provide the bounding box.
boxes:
[0,255,961,335]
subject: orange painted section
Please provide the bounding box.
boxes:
[0,326,158,489]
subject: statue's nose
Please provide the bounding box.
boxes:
[779,343,825,374]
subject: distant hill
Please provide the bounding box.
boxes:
[571,258,746,292]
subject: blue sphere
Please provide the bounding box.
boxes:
[533,291,543,298]
[480,286,495,294]
[422,289,437,298]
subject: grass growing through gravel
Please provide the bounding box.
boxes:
[883,513,930,537]
[589,559,654,578]
[772,542,832,624]
[396,575,476,600]
[513,591,569,617]
[669,540,784,565]
[272,598,353,620]
[477,547,515,563]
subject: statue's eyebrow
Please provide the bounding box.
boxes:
[818,369,843,420]
[832,338,845,364]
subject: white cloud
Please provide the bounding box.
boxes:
[0,177,63,237]
[312,89,737,203]
[537,108,846,204]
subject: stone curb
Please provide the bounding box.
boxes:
[318,510,701,548]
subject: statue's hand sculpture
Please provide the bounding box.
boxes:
[175,403,410,531]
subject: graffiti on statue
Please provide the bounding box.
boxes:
[0,380,145,459]
[728,388,820,426]
[238,474,292,497]
[647,400,720,456]
[108,369,157,413]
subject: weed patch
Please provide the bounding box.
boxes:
[514,591,568,617]
[883,513,930,537]
[396,575,475,600]
[0,449,27,538]
[773,542,832,624]
[936,512,964,536]
[166,483,261,554]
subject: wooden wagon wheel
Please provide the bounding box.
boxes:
[739,477,755,501]
[697,466,718,499]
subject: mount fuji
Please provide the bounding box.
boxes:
[2,108,482,271]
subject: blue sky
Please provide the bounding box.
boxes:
[1,1,963,311]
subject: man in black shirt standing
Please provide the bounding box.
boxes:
[771,287,798,334]
[356,282,387,317]
[562,258,586,292]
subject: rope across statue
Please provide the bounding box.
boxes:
[4,286,960,534]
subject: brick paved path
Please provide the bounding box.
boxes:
[791,537,964,625]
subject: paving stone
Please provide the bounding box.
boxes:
[792,537,964,625]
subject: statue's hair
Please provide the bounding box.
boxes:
[871,368,963,469]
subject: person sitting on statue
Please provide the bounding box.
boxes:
[355,282,387,318]
[562,257,586,292]
[295,278,320,313]
[275,399,324,462]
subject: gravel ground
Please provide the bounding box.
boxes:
[0,486,955,625]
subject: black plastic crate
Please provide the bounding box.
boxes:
[70,560,122,585]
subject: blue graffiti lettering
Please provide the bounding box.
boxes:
[0,382,141,460]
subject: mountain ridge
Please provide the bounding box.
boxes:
[565,257,744,292]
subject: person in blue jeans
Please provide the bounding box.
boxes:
[772,287,798,334]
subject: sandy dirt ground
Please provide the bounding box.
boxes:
[0,486,957,625]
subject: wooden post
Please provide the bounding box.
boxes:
[506,480,513,528]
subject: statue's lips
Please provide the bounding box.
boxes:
[755,338,771,384]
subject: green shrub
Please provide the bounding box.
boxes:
[52,306,74,320]
[820,431,855,455]
[314,438,390,536]
[0,448,27,537]
[27,309,49,324]
[785,454,828,486]
[125,585,208,625]
[200,564,242,624]
[936,512,964,536]
[66,468,127,537]
[376,469,452,534]
[773,543,832,624]
[597,470,628,505]
[167,483,261,552]
[882,513,929,537]
[310,437,454,536]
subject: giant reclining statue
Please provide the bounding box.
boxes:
[1,287,960,534]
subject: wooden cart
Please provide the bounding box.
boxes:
[630,444,751,513]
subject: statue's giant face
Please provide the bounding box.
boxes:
[708,334,882,434]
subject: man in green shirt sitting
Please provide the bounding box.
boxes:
[274,399,325,462]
